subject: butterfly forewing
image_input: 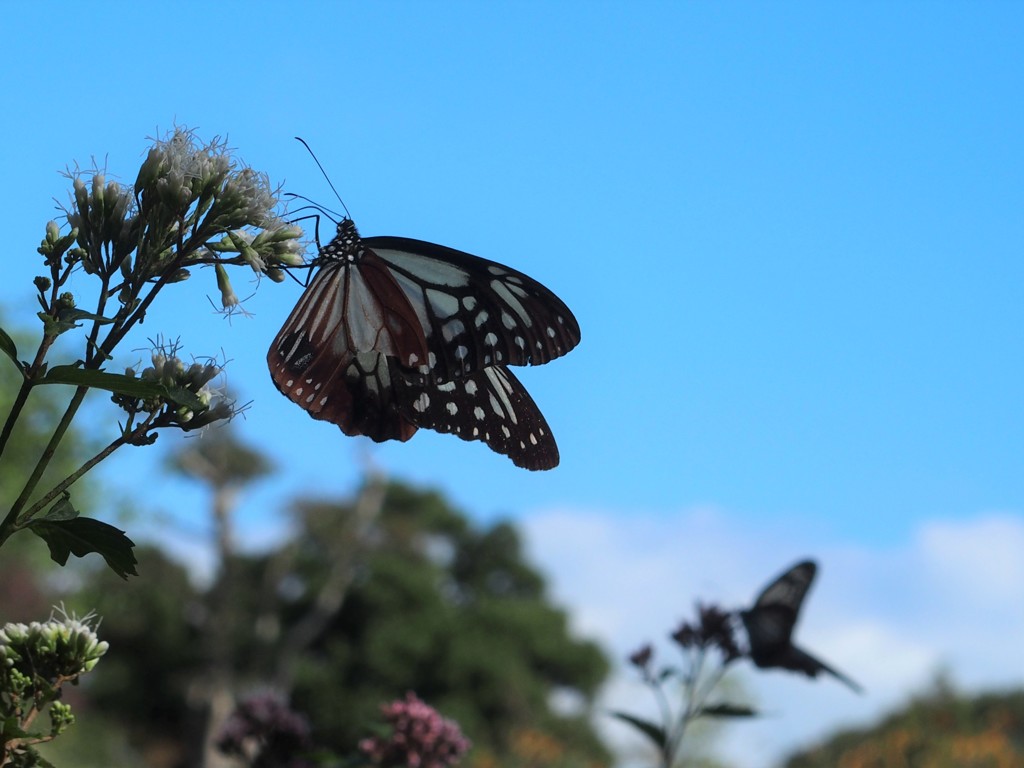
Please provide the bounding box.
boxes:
[742,560,818,659]
[754,561,816,614]
[395,365,559,470]
[365,236,581,381]
[270,255,429,372]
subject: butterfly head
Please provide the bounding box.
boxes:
[320,218,363,264]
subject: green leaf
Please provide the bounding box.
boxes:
[607,710,667,750]
[697,703,759,718]
[41,493,79,522]
[0,325,20,368]
[37,311,79,338]
[165,384,206,411]
[28,517,138,579]
[39,365,165,399]
[60,308,115,325]
[37,308,115,338]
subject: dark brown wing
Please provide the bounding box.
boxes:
[267,260,427,440]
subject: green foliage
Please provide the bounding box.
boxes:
[66,479,612,766]
[782,677,1024,767]
[68,546,204,753]
[285,482,610,763]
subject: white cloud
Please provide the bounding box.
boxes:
[521,506,1024,768]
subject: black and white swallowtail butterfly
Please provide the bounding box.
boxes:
[267,218,580,470]
[740,560,863,693]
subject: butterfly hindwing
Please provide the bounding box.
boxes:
[395,365,559,471]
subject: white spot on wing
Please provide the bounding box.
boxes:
[442,318,466,342]
[427,289,459,318]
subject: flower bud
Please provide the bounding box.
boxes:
[215,263,239,309]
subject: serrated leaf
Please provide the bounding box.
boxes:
[39,365,165,399]
[697,703,759,718]
[28,517,138,579]
[41,493,79,522]
[607,710,667,750]
[0,326,20,369]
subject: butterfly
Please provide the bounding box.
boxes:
[268,218,580,470]
[739,560,863,693]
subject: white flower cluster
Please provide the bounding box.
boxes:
[0,613,108,678]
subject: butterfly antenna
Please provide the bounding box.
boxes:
[295,137,352,220]
[283,193,343,223]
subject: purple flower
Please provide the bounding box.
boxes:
[670,602,741,663]
[360,692,471,768]
[216,691,312,768]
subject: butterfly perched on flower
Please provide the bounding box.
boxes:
[268,216,580,470]
[740,560,863,693]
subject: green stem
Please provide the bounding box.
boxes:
[1,385,89,541]
[18,418,151,524]
[0,335,54,462]
[666,648,706,766]
[98,251,190,357]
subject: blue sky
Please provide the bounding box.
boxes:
[2,3,1022,765]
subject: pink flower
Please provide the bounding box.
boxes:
[360,692,470,768]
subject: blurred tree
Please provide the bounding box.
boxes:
[282,482,612,766]
[167,426,273,768]
[71,464,612,767]
[781,673,1024,767]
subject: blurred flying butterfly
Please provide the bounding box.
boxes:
[739,560,863,693]
[268,151,579,469]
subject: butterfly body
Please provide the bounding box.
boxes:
[740,560,863,693]
[268,218,577,470]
